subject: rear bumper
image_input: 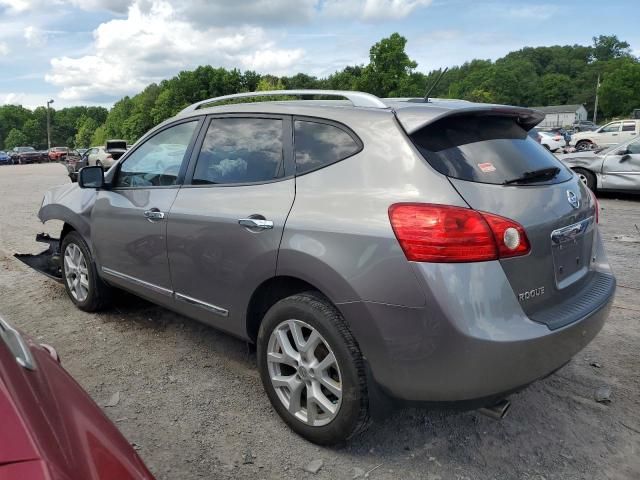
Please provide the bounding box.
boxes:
[339,261,615,403]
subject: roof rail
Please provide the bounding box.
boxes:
[178,89,388,115]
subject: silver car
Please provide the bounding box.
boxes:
[558,136,640,192]
[35,90,615,445]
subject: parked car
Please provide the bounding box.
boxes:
[528,127,542,143]
[34,90,615,445]
[67,142,128,182]
[85,146,117,168]
[48,147,69,161]
[572,120,598,132]
[571,119,640,150]
[10,146,42,164]
[539,131,565,152]
[0,151,11,165]
[557,136,640,192]
[76,148,89,156]
[0,313,155,479]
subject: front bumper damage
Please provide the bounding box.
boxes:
[14,233,62,282]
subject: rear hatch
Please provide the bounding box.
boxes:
[403,110,600,324]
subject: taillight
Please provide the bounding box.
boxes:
[388,203,530,263]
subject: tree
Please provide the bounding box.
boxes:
[91,125,107,146]
[4,128,29,149]
[592,35,632,62]
[75,116,100,148]
[360,33,417,97]
[599,59,640,117]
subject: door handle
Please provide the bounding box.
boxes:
[144,209,165,222]
[238,218,274,230]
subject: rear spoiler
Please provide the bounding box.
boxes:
[394,104,545,135]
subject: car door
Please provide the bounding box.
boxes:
[167,115,295,337]
[91,118,202,304]
[602,138,640,191]
[597,122,621,146]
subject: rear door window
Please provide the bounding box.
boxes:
[294,120,361,174]
[622,121,636,132]
[192,117,284,185]
[410,115,572,185]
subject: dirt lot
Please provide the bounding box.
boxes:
[0,163,638,480]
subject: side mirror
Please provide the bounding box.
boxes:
[78,166,104,188]
[620,154,631,162]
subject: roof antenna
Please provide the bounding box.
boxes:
[423,67,448,102]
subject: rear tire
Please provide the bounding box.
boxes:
[257,292,370,445]
[574,168,596,191]
[61,231,112,312]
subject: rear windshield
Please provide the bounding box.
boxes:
[411,115,572,185]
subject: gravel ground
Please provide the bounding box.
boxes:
[0,163,639,480]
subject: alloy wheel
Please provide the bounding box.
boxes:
[578,172,589,187]
[267,319,342,427]
[64,243,89,302]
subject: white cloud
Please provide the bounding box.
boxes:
[24,26,46,47]
[0,0,63,13]
[323,0,432,21]
[45,0,306,101]
[1,92,26,105]
[504,4,559,20]
[67,0,131,12]
[173,0,316,27]
[0,42,9,55]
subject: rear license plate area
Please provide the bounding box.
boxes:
[551,217,594,289]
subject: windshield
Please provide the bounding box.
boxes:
[17,147,35,152]
[410,115,572,185]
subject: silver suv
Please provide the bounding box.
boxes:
[37,90,616,445]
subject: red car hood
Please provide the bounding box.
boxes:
[0,325,154,480]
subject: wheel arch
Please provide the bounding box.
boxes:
[245,275,334,343]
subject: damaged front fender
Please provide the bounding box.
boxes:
[17,182,98,281]
[38,183,97,241]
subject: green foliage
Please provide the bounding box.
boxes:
[360,33,417,97]
[75,116,100,148]
[4,128,28,149]
[592,35,632,62]
[91,125,107,147]
[1,33,639,148]
[599,58,640,118]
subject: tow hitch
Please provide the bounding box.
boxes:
[14,233,62,282]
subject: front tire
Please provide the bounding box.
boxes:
[576,140,592,151]
[61,231,112,311]
[257,292,370,445]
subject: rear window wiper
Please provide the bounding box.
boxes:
[503,167,560,185]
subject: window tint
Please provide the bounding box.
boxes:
[411,115,572,185]
[622,122,636,132]
[294,120,361,174]
[116,121,197,188]
[192,118,283,185]
[601,122,620,133]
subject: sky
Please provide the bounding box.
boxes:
[0,0,638,109]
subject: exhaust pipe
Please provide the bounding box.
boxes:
[478,398,511,420]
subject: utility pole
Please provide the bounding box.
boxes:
[46,99,54,150]
[593,75,600,124]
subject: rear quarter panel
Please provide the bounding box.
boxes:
[278,109,466,307]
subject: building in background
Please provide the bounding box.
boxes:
[531,104,588,128]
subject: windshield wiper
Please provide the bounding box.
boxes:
[503,167,560,185]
